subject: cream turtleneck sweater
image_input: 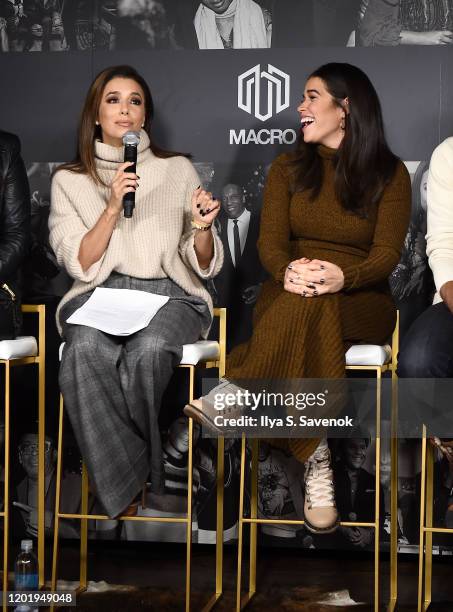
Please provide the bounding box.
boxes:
[49,130,223,335]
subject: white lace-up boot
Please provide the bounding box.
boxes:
[303,439,339,533]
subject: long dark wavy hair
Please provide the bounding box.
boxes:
[291,62,399,215]
[56,65,187,185]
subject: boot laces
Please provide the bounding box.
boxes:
[305,447,335,509]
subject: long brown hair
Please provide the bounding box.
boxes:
[291,63,399,216]
[56,65,188,185]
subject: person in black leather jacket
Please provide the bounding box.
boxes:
[0,130,31,309]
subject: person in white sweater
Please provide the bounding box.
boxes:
[398,138,453,448]
[194,0,272,50]
[48,64,223,519]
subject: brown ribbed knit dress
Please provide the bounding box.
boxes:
[225,145,411,461]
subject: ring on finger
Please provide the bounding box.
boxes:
[313,290,318,296]
[307,283,316,289]
[319,278,325,285]
[302,290,307,297]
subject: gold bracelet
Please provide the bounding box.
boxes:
[191,220,212,231]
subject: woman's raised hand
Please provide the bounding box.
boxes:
[284,258,345,297]
[191,188,220,226]
[107,161,139,215]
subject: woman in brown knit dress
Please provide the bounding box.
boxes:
[186,63,411,532]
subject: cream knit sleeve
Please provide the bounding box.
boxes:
[427,138,453,293]
[49,170,104,283]
[178,158,224,279]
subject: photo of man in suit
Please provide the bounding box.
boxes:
[333,437,384,550]
[212,182,266,350]
[14,433,90,538]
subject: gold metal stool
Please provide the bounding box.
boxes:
[236,315,400,612]
[51,308,226,612]
[0,304,46,610]
[417,425,452,611]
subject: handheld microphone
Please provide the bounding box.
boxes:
[122,131,141,218]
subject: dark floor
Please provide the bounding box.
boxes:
[36,539,453,611]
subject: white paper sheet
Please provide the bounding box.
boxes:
[66,288,170,336]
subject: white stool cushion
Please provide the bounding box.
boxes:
[345,344,392,366]
[59,340,220,365]
[180,340,220,365]
[0,336,38,360]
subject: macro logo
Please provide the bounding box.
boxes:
[238,64,290,122]
[230,64,296,146]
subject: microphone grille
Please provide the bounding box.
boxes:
[122,131,141,146]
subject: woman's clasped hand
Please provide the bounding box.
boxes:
[284,257,345,296]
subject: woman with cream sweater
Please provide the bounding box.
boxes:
[49,64,223,519]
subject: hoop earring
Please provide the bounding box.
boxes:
[95,121,100,126]
[340,116,345,131]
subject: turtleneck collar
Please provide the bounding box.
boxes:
[317,144,338,160]
[94,129,153,169]
[214,0,237,19]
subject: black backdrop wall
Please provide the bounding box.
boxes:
[0,0,451,553]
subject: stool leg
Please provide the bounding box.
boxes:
[374,370,381,612]
[236,435,247,612]
[215,437,224,598]
[3,364,10,612]
[249,439,258,596]
[389,435,398,611]
[215,309,226,603]
[185,366,195,612]
[51,396,65,593]
[417,427,428,612]
[37,346,45,587]
[185,417,193,612]
[79,463,89,589]
[424,441,434,609]
[389,369,398,610]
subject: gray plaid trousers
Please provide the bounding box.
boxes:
[59,274,210,518]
